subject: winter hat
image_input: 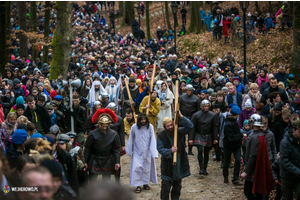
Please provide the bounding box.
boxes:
[37,82,44,87]
[245,99,252,108]
[207,88,214,95]
[217,58,222,62]
[45,104,53,110]
[40,160,64,179]
[211,92,217,97]
[243,120,249,126]
[49,125,60,135]
[231,105,241,115]
[221,87,228,93]
[216,76,225,83]
[191,66,198,71]
[56,134,70,144]
[13,78,21,85]
[238,70,244,75]
[17,123,27,131]
[44,136,54,146]
[30,133,43,139]
[288,74,294,80]
[54,95,63,101]
[233,77,240,82]
[16,96,24,105]
[12,129,28,145]
[7,80,13,87]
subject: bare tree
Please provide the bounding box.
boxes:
[42,1,51,65]
[19,1,28,57]
[291,2,300,82]
[165,2,171,30]
[30,2,38,60]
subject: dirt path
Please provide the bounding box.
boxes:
[119,146,245,200]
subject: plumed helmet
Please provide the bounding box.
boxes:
[250,114,263,127]
[185,84,195,91]
[106,102,117,111]
[201,100,210,107]
[98,115,112,124]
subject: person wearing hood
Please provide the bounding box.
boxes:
[205,12,212,31]
[279,120,300,200]
[157,82,174,133]
[199,7,206,28]
[13,78,24,99]
[238,99,256,129]
[105,76,118,102]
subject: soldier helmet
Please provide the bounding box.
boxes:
[201,100,210,107]
[106,102,117,111]
[185,84,195,91]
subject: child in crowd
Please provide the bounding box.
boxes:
[238,99,255,129]
[212,104,222,162]
[240,120,252,165]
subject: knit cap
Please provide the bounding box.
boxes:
[40,160,64,179]
[243,120,249,126]
[221,87,228,93]
[231,105,241,115]
[245,99,252,108]
[16,96,24,105]
[37,82,44,87]
[12,129,28,145]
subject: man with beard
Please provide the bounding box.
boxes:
[157,112,194,200]
[87,80,105,113]
[84,108,121,182]
[179,84,201,155]
[106,102,125,183]
[126,113,158,193]
[189,100,219,175]
[139,91,161,135]
[123,108,135,136]
[120,77,140,118]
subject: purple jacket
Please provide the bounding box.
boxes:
[238,107,255,129]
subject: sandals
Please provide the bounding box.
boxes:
[135,186,142,193]
[143,184,150,190]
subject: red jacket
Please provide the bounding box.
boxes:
[223,20,231,37]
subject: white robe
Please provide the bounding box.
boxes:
[126,123,158,187]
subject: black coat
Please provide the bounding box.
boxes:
[223,116,242,149]
[6,143,25,169]
[179,94,201,119]
[110,115,125,146]
[57,150,79,196]
[24,104,51,134]
[66,105,86,133]
[0,96,15,116]
[84,128,121,175]
[280,130,300,180]
[261,86,289,105]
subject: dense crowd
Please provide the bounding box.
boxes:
[1,1,299,200]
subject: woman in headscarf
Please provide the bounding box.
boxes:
[157,82,175,133]
[105,77,118,102]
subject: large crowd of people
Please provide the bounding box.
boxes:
[1,1,299,200]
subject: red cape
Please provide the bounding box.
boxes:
[252,135,275,194]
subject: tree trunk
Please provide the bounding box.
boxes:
[123,1,134,31]
[49,1,73,80]
[119,1,123,15]
[30,2,38,60]
[19,1,28,57]
[161,2,166,26]
[290,1,300,82]
[0,2,6,76]
[195,2,202,33]
[165,2,172,30]
[188,1,198,32]
[5,2,10,64]
[255,1,262,16]
[146,2,151,40]
[42,1,50,65]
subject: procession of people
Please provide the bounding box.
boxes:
[1,1,299,200]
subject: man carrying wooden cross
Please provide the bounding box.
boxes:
[157,112,194,200]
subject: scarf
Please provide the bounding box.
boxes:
[257,74,268,88]
[248,91,261,102]
[88,81,105,109]
[5,120,15,128]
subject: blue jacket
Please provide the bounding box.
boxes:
[200,10,206,21]
[205,13,212,25]
[236,83,245,94]
[50,113,57,126]
[100,17,106,26]
[264,17,275,29]
[226,92,243,109]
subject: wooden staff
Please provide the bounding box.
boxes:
[173,80,179,166]
[146,64,156,115]
[124,78,137,123]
